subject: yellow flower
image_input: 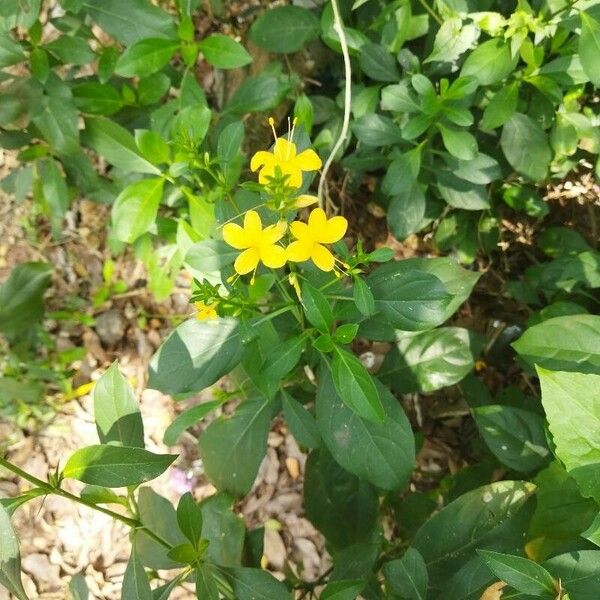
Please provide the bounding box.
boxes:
[195,301,218,320]
[287,208,348,272]
[294,194,319,208]
[223,210,287,275]
[250,119,322,188]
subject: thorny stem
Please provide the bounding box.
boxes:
[317,0,352,210]
[0,456,171,549]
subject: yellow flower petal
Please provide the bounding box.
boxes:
[281,164,303,188]
[286,239,313,262]
[262,221,287,245]
[308,207,328,230]
[319,215,348,244]
[311,243,335,272]
[250,151,275,172]
[222,223,248,249]
[295,195,319,208]
[274,138,296,161]
[260,244,287,268]
[243,210,262,237]
[294,148,322,171]
[234,247,260,274]
[290,220,310,240]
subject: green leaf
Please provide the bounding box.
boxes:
[115,37,179,77]
[330,347,385,423]
[32,95,79,156]
[44,36,95,65]
[366,266,452,331]
[0,261,51,339]
[0,504,29,600]
[199,493,245,567]
[30,47,49,82]
[196,564,219,600]
[359,42,399,82]
[381,327,477,393]
[472,405,550,472]
[148,318,243,398]
[122,547,152,600]
[353,277,375,317]
[81,0,177,45]
[197,34,252,68]
[262,336,305,380]
[217,121,245,163]
[425,17,479,64]
[528,462,597,562]
[176,492,203,549]
[443,153,502,185]
[224,566,291,599]
[562,548,600,590]
[382,147,422,196]
[63,445,175,487]
[460,39,517,85]
[579,12,600,87]
[302,282,333,332]
[304,448,378,549]
[525,250,600,293]
[383,548,428,600]
[135,129,169,164]
[387,184,427,240]
[198,397,273,496]
[512,314,600,373]
[172,103,212,145]
[226,74,289,114]
[436,170,489,210]
[68,573,89,600]
[39,158,69,236]
[72,83,123,115]
[317,369,414,490]
[0,35,26,68]
[186,240,237,278]
[501,113,552,182]
[249,5,319,53]
[93,361,144,448]
[412,480,536,592]
[83,117,159,174]
[538,368,600,502]
[134,488,187,569]
[97,46,119,83]
[352,114,403,146]
[111,177,164,243]
[163,400,223,446]
[381,82,420,113]
[329,529,382,581]
[544,550,600,599]
[480,81,519,131]
[320,579,366,600]
[478,550,556,597]
[438,123,477,160]
[281,391,320,449]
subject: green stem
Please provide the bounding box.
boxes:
[0,457,172,549]
[417,0,443,26]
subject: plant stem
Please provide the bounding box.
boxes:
[0,456,173,548]
[417,0,443,26]
[317,0,352,209]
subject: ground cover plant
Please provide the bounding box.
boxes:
[1,0,600,598]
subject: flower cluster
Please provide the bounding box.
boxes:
[222,117,348,279]
[223,208,347,277]
[195,117,348,321]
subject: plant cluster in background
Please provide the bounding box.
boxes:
[1,0,600,599]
